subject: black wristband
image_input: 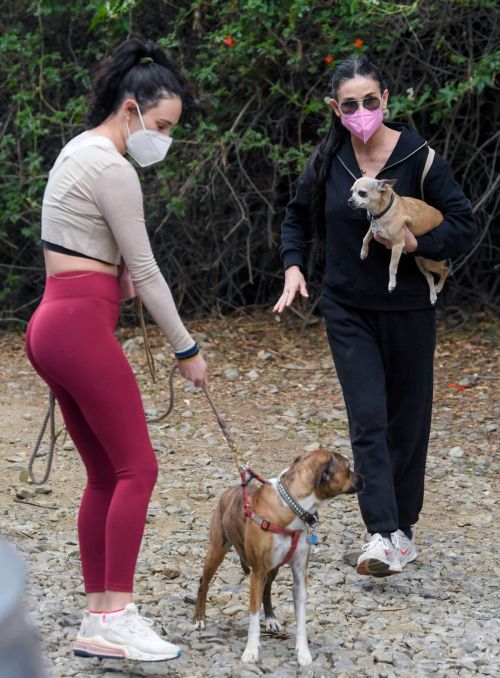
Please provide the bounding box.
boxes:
[175,342,200,362]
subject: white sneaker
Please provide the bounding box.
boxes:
[74,610,101,643]
[74,610,120,659]
[356,533,402,576]
[73,603,181,661]
[391,529,417,567]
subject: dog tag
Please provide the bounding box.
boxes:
[307,533,318,545]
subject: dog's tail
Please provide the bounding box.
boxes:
[240,558,250,575]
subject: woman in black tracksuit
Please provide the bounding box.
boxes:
[274,57,476,576]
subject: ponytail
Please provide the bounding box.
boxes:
[88,37,200,127]
[307,114,347,244]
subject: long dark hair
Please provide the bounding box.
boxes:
[88,37,200,127]
[307,57,387,243]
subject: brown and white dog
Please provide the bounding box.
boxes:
[349,177,449,304]
[193,449,363,666]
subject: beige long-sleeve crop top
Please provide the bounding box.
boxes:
[41,132,194,352]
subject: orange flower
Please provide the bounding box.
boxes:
[353,38,364,48]
[223,36,237,47]
[449,383,458,388]
[324,55,334,64]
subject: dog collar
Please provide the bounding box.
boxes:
[276,476,319,528]
[368,192,394,220]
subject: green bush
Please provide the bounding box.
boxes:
[1,0,498,324]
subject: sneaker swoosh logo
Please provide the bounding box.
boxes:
[400,548,410,556]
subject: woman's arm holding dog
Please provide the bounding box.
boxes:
[409,155,477,260]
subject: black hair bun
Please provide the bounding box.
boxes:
[88,37,201,127]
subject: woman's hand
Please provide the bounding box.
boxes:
[273,265,309,314]
[177,353,208,387]
[374,226,418,253]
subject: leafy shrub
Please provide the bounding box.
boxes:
[1,0,498,325]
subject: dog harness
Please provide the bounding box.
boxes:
[240,468,317,568]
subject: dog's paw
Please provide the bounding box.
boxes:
[296,646,313,666]
[264,616,282,633]
[241,646,259,663]
[193,619,206,631]
[388,281,396,293]
[430,292,437,305]
[360,248,368,260]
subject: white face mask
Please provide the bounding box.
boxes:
[125,103,172,167]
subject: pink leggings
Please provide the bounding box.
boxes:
[25,271,158,593]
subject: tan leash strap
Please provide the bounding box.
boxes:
[146,363,178,423]
[29,364,244,484]
[135,298,156,382]
[421,146,435,200]
[201,385,245,472]
[148,363,244,472]
[28,391,60,485]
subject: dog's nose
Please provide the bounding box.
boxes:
[347,198,355,207]
[347,473,363,493]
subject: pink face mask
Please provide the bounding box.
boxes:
[340,107,383,143]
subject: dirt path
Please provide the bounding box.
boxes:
[1,311,498,677]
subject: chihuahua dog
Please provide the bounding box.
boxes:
[193,449,363,666]
[349,177,448,304]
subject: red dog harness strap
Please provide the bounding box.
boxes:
[240,468,302,567]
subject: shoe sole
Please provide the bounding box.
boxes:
[74,637,181,662]
[356,558,402,576]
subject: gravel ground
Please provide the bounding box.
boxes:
[1,312,499,678]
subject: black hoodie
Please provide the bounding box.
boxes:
[279,122,477,310]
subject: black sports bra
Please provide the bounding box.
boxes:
[42,240,113,266]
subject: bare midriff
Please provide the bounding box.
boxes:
[44,249,118,277]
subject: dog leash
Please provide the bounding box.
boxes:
[28,364,317,561]
[151,370,317,564]
[28,363,245,484]
[27,391,66,485]
[28,363,317,567]
[147,364,245,473]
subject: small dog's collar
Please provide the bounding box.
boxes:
[368,192,395,220]
[276,476,319,528]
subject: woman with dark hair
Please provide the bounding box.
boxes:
[25,38,207,661]
[275,57,476,577]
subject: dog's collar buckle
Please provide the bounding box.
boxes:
[305,511,319,527]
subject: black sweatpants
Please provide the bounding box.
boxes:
[320,294,436,535]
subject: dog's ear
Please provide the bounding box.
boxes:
[378,178,397,191]
[315,458,334,489]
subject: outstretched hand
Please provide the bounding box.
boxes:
[273,265,309,314]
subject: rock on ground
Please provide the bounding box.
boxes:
[0,312,498,677]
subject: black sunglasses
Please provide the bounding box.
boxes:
[337,96,382,115]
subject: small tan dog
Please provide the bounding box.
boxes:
[349,177,448,304]
[193,449,363,666]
